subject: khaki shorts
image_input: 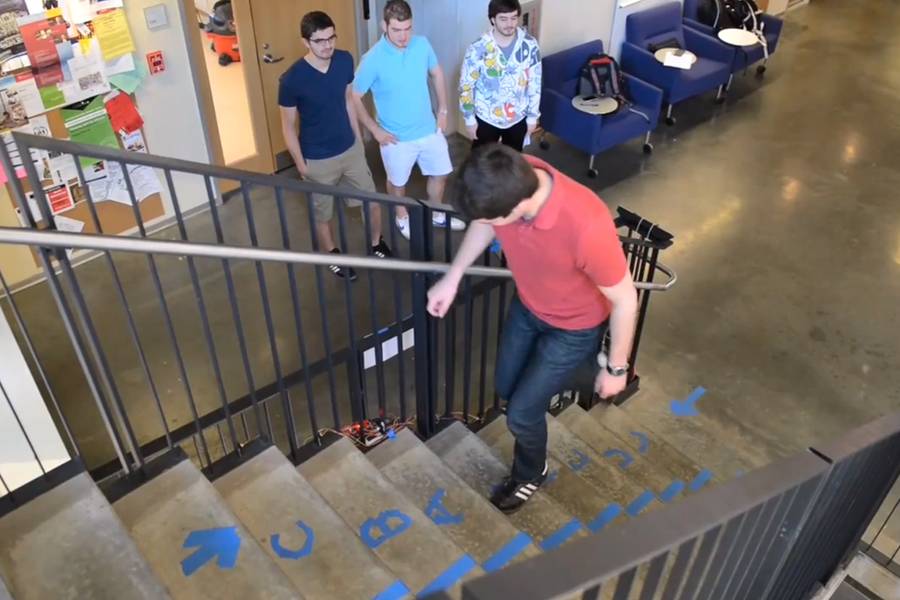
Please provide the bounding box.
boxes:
[304,139,376,223]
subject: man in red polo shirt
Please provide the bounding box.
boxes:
[428,143,638,512]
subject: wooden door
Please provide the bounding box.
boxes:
[247,0,360,170]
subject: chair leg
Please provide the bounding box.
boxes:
[757,58,768,76]
[587,155,598,178]
[715,84,726,104]
[725,73,734,92]
[642,131,653,155]
[665,104,676,126]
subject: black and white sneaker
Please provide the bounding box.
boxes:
[490,463,549,514]
[328,249,357,281]
[371,237,393,259]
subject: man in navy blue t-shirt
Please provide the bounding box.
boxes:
[279,11,392,280]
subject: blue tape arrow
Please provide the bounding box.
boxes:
[603,448,634,470]
[181,527,241,577]
[630,431,650,454]
[670,387,706,417]
[372,580,411,600]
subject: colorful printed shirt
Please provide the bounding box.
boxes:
[459,27,542,129]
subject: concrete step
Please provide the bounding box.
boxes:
[0,472,168,600]
[588,402,717,491]
[558,403,700,501]
[846,552,900,600]
[214,446,396,600]
[298,438,483,597]
[368,428,541,572]
[475,416,625,532]
[426,422,586,550]
[862,477,900,573]
[113,458,298,600]
[0,573,9,600]
[622,380,784,477]
[832,582,868,600]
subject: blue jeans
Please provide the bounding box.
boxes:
[495,296,603,482]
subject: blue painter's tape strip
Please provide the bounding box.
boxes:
[539,519,583,552]
[373,579,411,600]
[689,469,714,492]
[626,490,656,516]
[660,480,686,503]
[483,532,534,572]
[417,554,479,598]
[587,503,624,533]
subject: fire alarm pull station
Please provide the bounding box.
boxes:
[147,51,165,74]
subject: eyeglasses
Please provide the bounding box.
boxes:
[309,34,338,46]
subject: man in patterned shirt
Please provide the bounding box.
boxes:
[459,0,542,151]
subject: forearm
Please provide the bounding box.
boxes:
[352,94,381,135]
[446,222,495,283]
[346,98,363,141]
[282,126,304,168]
[432,69,449,113]
[606,292,638,367]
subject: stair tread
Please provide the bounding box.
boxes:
[0,573,9,600]
[588,402,715,484]
[862,477,900,547]
[558,404,700,495]
[367,428,541,567]
[0,472,168,600]
[298,437,483,596]
[113,458,297,600]
[214,446,396,600]
[426,422,586,546]
[476,415,625,529]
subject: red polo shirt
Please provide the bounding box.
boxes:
[493,156,627,330]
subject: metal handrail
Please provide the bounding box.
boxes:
[0,228,677,291]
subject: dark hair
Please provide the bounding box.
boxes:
[450,144,539,221]
[489,0,522,20]
[384,0,412,24]
[300,11,335,40]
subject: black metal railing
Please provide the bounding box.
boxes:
[860,478,900,576]
[0,132,674,487]
[457,410,900,600]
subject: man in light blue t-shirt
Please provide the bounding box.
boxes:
[352,0,465,240]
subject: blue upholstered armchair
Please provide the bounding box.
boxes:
[683,0,784,78]
[620,2,734,126]
[538,40,663,178]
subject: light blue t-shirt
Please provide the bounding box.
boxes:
[354,35,439,142]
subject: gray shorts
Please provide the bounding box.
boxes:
[304,139,377,223]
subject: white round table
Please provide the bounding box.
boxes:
[718,28,759,47]
[572,95,619,115]
[653,48,697,66]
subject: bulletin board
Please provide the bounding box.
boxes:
[0,0,165,262]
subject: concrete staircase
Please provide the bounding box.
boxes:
[0,387,796,599]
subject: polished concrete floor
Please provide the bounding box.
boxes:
[3,1,900,472]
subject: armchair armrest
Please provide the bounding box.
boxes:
[621,42,678,91]
[622,73,663,116]
[683,17,716,37]
[540,88,603,141]
[684,26,735,64]
[760,13,784,37]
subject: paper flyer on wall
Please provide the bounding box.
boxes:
[92,8,133,61]
[47,183,74,214]
[84,159,159,204]
[60,0,123,25]
[62,95,118,167]
[0,78,42,128]
[0,0,28,61]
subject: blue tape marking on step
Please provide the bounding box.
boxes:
[483,532,534,572]
[659,480,686,503]
[417,554,479,598]
[360,509,413,549]
[372,579,412,600]
[689,469,714,492]
[587,504,623,533]
[630,431,650,454]
[539,519,584,551]
[568,449,591,472]
[270,520,314,560]
[603,448,634,469]
[545,469,559,485]
[670,387,706,417]
[626,490,656,516]
[181,526,241,577]
[425,488,464,526]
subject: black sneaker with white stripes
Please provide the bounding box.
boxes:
[490,463,549,514]
[328,248,357,281]
[371,237,393,259]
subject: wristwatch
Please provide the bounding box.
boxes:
[597,352,629,377]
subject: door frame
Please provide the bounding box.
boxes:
[182,0,275,177]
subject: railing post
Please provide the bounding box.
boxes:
[410,204,436,438]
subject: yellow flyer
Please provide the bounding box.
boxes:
[93,9,135,61]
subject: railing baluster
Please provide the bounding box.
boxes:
[660,538,698,600]
[611,567,636,600]
[388,219,407,420]
[494,255,509,411]
[0,470,10,495]
[334,196,366,422]
[0,268,80,457]
[0,379,46,476]
[361,199,388,416]
[462,277,474,424]
[274,186,319,443]
[638,552,670,600]
[239,183,297,456]
[478,252,491,417]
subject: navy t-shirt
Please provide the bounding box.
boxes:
[278,50,356,160]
